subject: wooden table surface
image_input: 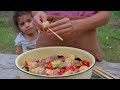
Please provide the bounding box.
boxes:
[0,54,120,79]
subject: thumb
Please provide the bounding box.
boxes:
[41,14,48,23]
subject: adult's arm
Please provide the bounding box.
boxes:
[72,11,111,32]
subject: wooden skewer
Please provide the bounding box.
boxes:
[42,21,63,41]
[48,28,63,41]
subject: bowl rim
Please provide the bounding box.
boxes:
[15,46,96,78]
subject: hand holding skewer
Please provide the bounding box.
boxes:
[42,21,63,41]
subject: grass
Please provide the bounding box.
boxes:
[0,11,120,62]
[97,11,120,62]
[0,21,16,54]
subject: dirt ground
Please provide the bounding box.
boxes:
[0,11,13,21]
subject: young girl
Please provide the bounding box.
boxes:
[13,11,40,55]
[32,11,111,61]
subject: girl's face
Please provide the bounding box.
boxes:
[18,14,36,35]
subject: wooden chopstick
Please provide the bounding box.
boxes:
[92,71,106,79]
[93,66,119,79]
[48,28,63,41]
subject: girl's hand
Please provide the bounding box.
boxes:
[47,18,76,35]
[16,45,22,55]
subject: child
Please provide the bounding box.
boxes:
[32,11,111,61]
[13,11,40,55]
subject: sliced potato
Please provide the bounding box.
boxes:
[42,21,50,28]
[79,66,88,72]
[69,54,75,60]
[63,70,73,75]
[30,68,35,73]
[45,69,54,75]
[34,67,45,74]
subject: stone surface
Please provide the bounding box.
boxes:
[95,61,120,78]
[0,54,20,79]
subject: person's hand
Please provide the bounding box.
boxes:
[47,18,76,35]
[32,11,48,30]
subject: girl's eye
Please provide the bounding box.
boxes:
[27,19,32,22]
[20,22,24,26]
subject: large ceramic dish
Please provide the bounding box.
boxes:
[15,46,95,79]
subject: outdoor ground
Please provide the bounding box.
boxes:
[0,11,120,63]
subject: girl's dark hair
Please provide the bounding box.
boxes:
[13,11,32,32]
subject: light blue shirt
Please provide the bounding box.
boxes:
[15,31,40,53]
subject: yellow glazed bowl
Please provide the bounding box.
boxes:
[15,46,95,79]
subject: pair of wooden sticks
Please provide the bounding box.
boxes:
[93,66,119,79]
